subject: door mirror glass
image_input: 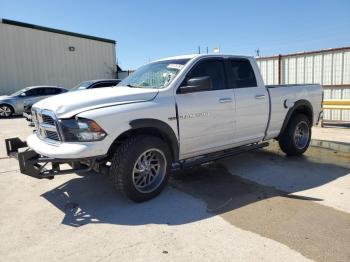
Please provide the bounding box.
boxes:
[179,76,212,94]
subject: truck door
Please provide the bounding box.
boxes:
[175,58,236,158]
[227,59,269,144]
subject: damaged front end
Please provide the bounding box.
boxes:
[5,137,100,179]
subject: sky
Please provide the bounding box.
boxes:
[1,0,350,69]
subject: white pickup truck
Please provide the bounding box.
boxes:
[6,54,323,202]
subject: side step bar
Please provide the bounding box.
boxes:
[172,142,269,170]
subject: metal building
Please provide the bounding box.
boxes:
[0,19,116,95]
[257,47,350,122]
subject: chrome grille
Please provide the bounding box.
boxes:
[45,130,60,141]
[32,109,61,142]
[42,114,55,125]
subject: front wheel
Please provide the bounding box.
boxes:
[0,104,14,118]
[110,135,172,202]
[279,114,311,156]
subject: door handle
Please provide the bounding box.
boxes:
[219,98,232,103]
[255,95,266,99]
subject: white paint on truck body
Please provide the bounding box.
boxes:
[28,54,323,160]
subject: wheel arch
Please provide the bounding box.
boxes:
[0,103,15,114]
[278,99,313,139]
[108,118,179,161]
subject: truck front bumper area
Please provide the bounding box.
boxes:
[26,134,108,159]
[5,137,106,179]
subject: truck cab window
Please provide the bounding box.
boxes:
[229,60,257,88]
[188,60,226,90]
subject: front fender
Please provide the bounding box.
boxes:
[0,100,17,113]
[129,118,179,161]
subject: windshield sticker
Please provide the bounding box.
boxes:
[167,64,184,70]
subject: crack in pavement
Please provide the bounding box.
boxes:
[0,169,19,174]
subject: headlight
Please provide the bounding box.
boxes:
[59,118,107,142]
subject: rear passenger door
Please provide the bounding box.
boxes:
[175,58,236,158]
[228,59,269,144]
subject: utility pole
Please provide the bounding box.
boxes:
[198,46,201,54]
[255,48,260,57]
[206,47,208,54]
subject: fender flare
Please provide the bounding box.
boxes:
[129,118,179,161]
[279,99,313,137]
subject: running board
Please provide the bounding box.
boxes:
[172,142,269,170]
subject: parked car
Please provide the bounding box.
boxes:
[22,80,120,124]
[0,86,68,118]
[6,54,323,202]
[71,79,121,91]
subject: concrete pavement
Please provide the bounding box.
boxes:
[311,126,350,153]
[0,118,349,262]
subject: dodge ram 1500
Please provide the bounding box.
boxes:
[6,54,323,202]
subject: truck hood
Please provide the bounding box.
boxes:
[33,86,159,118]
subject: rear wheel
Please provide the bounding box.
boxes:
[279,114,311,156]
[0,104,13,118]
[110,135,171,202]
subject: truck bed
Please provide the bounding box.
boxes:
[265,84,323,140]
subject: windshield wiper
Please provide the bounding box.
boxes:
[126,84,142,88]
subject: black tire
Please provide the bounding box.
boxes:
[279,113,311,156]
[110,135,172,202]
[0,104,14,118]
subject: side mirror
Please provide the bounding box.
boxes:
[19,93,26,97]
[179,76,212,94]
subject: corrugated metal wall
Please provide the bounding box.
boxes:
[0,22,116,95]
[257,47,350,122]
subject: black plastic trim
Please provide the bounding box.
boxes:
[263,87,272,140]
[129,119,179,160]
[278,99,313,138]
[172,142,269,170]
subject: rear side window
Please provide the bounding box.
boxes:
[24,89,39,96]
[44,88,61,95]
[26,88,46,96]
[229,60,257,88]
[188,60,226,90]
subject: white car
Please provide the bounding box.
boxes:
[6,54,323,202]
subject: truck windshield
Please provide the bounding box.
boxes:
[119,59,190,89]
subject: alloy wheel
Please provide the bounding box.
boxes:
[294,121,310,149]
[132,148,167,193]
[0,105,12,117]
